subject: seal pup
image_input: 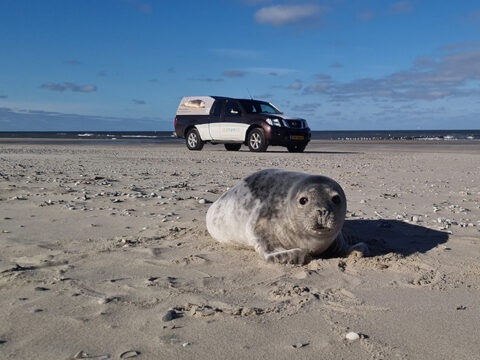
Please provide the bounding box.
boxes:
[206,169,367,264]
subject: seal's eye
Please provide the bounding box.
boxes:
[332,195,341,205]
[299,197,308,205]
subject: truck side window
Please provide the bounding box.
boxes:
[225,101,241,116]
[212,100,223,116]
[260,103,276,114]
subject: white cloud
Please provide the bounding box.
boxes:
[254,5,324,26]
[242,0,273,5]
[288,80,302,90]
[357,11,375,21]
[123,0,152,14]
[314,73,332,80]
[247,67,298,76]
[222,70,247,78]
[71,84,97,93]
[441,41,480,51]
[0,106,169,131]
[188,77,224,83]
[212,48,262,59]
[254,93,273,99]
[389,1,412,14]
[305,82,330,94]
[63,60,82,65]
[40,82,97,93]
[304,47,480,101]
[291,102,322,112]
[41,82,67,91]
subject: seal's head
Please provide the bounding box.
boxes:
[288,175,346,238]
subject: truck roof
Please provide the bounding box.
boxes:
[177,96,269,116]
[210,96,266,102]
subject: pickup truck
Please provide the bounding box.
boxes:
[174,96,311,152]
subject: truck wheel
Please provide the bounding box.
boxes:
[224,143,241,151]
[287,144,306,153]
[186,128,204,151]
[247,128,268,152]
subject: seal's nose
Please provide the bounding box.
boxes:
[331,194,342,206]
[317,208,330,217]
[316,208,331,229]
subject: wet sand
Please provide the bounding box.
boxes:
[1,140,479,359]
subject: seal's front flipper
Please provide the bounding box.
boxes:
[330,232,368,258]
[347,242,368,258]
[264,248,308,265]
[249,227,307,264]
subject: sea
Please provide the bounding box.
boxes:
[0,130,479,144]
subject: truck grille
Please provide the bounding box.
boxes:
[284,120,305,128]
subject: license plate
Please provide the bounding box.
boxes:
[291,135,304,140]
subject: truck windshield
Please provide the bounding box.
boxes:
[239,100,282,115]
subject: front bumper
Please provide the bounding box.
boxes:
[265,126,311,146]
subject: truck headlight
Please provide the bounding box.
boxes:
[266,118,283,127]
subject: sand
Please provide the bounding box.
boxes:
[0,140,479,359]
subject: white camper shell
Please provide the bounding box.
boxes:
[176,96,216,116]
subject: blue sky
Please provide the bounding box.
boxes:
[1,0,479,131]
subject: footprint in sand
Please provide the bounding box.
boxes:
[173,254,210,265]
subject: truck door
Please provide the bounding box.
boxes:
[208,99,224,140]
[220,100,248,141]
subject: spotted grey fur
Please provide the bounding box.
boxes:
[206,169,367,264]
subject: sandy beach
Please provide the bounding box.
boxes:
[0,140,479,360]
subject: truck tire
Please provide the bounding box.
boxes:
[287,144,306,153]
[186,128,204,151]
[224,143,241,151]
[247,128,268,152]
